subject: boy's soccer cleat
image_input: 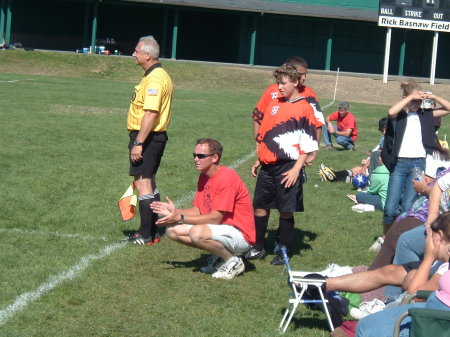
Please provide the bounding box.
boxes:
[244,248,266,260]
[318,169,329,182]
[319,163,336,181]
[270,249,287,265]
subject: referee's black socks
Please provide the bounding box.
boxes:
[138,192,159,240]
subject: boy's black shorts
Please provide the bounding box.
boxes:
[128,131,167,178]
[253,161,304,213]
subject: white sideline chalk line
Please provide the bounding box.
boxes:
[0,243,123,326]
[0,228,108,241]
[229,151,256,170]
[0,150,255,326]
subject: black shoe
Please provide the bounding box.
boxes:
[244,248,266,260]
[270,248,287,265]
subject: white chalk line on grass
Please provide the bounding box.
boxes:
[0,228,108,241]
[229,151,256,170]
[0,243,123,326]
[0,150,256,326]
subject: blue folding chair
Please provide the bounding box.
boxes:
[279,247,334,334]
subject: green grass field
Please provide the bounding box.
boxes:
[1,50,448,337]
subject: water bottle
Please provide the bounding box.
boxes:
[412,164,423,181]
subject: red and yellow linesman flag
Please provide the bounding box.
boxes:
[118,183,138,221]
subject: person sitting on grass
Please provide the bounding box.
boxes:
[322,101,358,150]
[319,158,389,210]
[150,138,255,280]
[384,163,450,300]
[319,117,387,184]
[355,212,450,337]
[347,158,389,211]
[368,154,450,260]
[298,213,450,312]
[306,212,449,333]
[318,155,389,211]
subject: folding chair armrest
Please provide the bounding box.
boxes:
[401,292,418,305]
[290,271,315,277]
[416,290,433,300]
[392,311,410,337]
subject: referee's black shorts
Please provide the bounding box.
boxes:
[128,131,167,178]
[253,161,304,213]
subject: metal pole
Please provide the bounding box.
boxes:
[171,8,179,59]
[430,31,439,85]
[325,22,333,71]
[383,27,392,84]
[398,30,406,76]
[0,0,5,44]
[249,15,257,65]
[5,0,11,44]
[90,1,98,53]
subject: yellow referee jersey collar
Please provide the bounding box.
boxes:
[143,62,162,77]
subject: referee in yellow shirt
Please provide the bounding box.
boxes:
[125,36,173,245]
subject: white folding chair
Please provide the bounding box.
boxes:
[279,247,334,334]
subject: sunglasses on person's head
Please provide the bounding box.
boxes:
[193,153,214,159]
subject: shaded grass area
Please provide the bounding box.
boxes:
[1,51,449,336]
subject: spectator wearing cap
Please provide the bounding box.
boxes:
[323,101,358,150]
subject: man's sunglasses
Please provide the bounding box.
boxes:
[193,153,214,159]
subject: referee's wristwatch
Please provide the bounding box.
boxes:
[133,140,143,146]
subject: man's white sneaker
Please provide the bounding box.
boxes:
[369,236,384,252]
[211,257,245,280]
[200,255,224,274]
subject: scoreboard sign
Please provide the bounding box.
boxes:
[379,0,450,32]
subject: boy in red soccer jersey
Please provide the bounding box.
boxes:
[251,56,324,160]
[248,64,319,264]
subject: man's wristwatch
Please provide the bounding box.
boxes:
[177,215,184,225]
[133,140,143,146]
